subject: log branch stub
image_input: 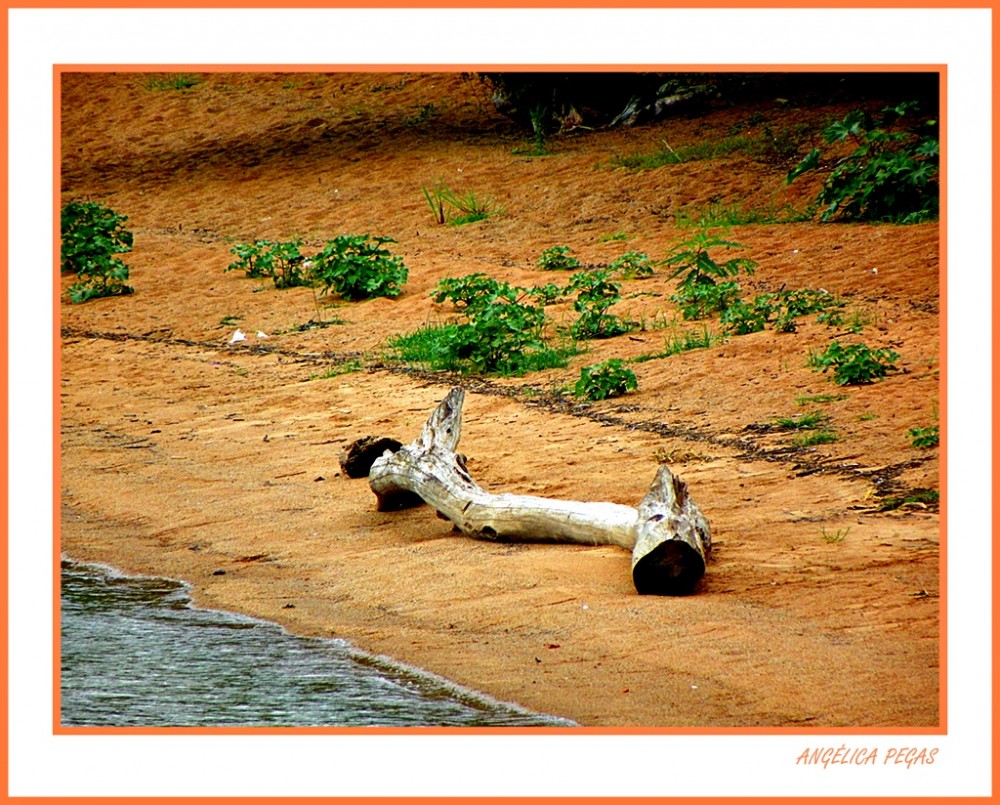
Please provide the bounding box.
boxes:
[368,388,711,595]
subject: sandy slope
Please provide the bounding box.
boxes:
[59,71,940,727]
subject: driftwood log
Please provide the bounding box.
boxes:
[368,388,711,595]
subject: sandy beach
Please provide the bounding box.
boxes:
[59,71,940,728]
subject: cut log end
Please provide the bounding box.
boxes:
[632,539,706,596]
[340,436,403,478]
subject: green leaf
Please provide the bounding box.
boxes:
[786,148,821,184]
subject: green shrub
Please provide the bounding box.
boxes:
[417,275,570,374]
[778,288,842,318]
[309,234,407,300]
[717,288,842,334]
[672,280,742,321]
[809,341,900,385]
[446,302,548,374]
[609,250,655,279]
[226,241,272,279]
[61,200,135,303]
[719,297,774,335]
[537,245,581,271]
[574,359,638,401]
[908,425,939,449]
[433,274,571,309]
[665,228,757,289]
[387,318,571,377]
[526,282,569,306]
[226,239,309,288]
[431,273,513,310]
[567,270,633,339]
[787,101,939,223]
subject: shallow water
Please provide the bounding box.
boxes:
[60,559,573,728]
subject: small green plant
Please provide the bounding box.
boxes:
[878,488,939,511]
[526,282,569,306]
[662,327,722,355]
[309,235,407,300]
[510,104,554,156]
[612,125,810,172]
[609,251,655,279]
[574,359,638,401]
[792,428,838,447]
[665,228,757,289]
[421,183,500,225]
[787,101,939,223]
[773,288,844,333]
[821,526,850,544]
[432,273,513,310]
[822,305,872,333]
[274,316,345,335]
[406,103,440,126]
[612,136,744,170]
[226,239,309,288]
[817,309,843,327]
[61,200,135,303]
[146,73,201,91]
[226,241,271,279]
[908,425,939,449]
[844,309,870,334]
[308,357,364,380]
[779,289,842,318]
[567,270,633,339]
[673,277,840,333]
[796,393,848,406]
[632,327,723,362]
[773,411,830,430]
[671,280,742,321]
[267,241,308,288]
[809,341,900,385]
[537,245,581,271]
[528,104,551,155]
[719,296,774,335]
[674,199,815,228]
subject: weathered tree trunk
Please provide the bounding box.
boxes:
[369,388,711,595]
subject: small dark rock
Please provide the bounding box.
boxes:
[212,569,226,576]
[340,435,403,478]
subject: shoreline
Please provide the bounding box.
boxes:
[59,555,577,728]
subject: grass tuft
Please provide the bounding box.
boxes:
[632,327,724,362]
[792,428,838,448]
[773,411,830,430]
